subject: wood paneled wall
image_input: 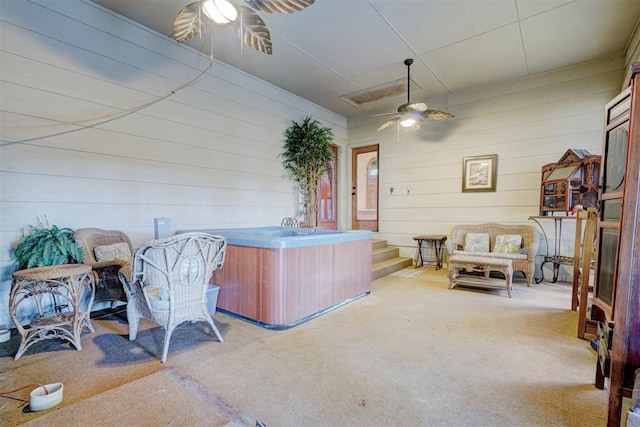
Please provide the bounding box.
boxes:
[347,55,626,278]
[0,0,346,328]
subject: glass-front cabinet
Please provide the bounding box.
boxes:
[593,89,631,318]
[591,62,640,427]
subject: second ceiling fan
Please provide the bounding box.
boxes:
[376,59,454,132]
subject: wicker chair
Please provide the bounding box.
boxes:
[118,232,226,363]
[74,227,133,305]
[281,217,299,227]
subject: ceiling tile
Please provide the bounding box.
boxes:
[370,0,518,54]
[516,0,574,19]
[270,1,411,79]
[521,0,640,74]
[423,23,528,92]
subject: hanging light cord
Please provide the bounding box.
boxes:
[0,36,215,148]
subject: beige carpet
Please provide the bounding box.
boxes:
[0,269,611,426]
[21,367,259,426]
[389,268,425,279]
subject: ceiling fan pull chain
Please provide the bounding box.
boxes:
[240,7,244,55]
[198,6,202,40]
[210,31,214,61]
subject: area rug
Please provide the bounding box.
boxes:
[389,268,424,279]
[23,367,262,427]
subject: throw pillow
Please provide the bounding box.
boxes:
[494,234,523,254]
[94,242,132,262]
[464,233,490,252]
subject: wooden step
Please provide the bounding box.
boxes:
[372,246,400,264]
[373,239,387,250]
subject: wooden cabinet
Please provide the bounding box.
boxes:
[539,149,600,216]
[593,62,640,427]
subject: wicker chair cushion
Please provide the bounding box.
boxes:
[464,233,490,252]
[451,249,527,260]
[94,242,132,262]
[146,287,170,310]
[493,234,523,254]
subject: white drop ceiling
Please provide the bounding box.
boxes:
[91,0,640,118]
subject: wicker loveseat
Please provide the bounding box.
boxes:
[446,223,540,286]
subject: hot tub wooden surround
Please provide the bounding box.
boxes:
[210,238,372,328]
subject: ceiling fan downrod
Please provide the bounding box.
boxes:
[404,58,413,104]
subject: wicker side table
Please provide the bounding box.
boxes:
[9,264,96,360]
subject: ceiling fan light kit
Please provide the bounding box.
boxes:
[376,58,454,132]
[202,0,238,24]
[400,118,416,128]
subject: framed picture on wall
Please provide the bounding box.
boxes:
[462,154,498,192]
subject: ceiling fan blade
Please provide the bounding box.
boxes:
[244,0,315,14]
[406,102,427,112]
[377,118,400,131]
[372,112,400,117]
[172,2,212,43]
[423,109,455,120]
[235,6,273,54]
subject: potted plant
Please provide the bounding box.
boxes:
[13,219,83,270]
[281,116,335,228]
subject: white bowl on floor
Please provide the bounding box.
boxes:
[30,383,63,411]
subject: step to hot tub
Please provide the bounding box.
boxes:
[372,240,413,280]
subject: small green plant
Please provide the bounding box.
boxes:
[13,219,83,269]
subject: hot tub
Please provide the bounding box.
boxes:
[181,227,373,329]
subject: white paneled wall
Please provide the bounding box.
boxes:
[0,0,346,328]
[347,55,626,281]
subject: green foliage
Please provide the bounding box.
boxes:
[281,116,335,227]
[13,220,83,269]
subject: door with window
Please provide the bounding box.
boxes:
[317,145,338,230]
[352,145,379,231]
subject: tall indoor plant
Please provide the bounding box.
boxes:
[281,116,335,228]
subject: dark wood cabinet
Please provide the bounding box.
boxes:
[593,62,640,427]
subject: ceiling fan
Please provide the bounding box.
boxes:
[376,59,454,132]
[172,0,315,55]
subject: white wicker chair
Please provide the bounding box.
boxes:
[280,217,299,227]
[118,232,226,363]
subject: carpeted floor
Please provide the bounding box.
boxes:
[0,269,613,426]
[389,268,425,279]
[21,367,260,426]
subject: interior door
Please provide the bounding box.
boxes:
[352,145,379,231]
[317,145,338,230]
